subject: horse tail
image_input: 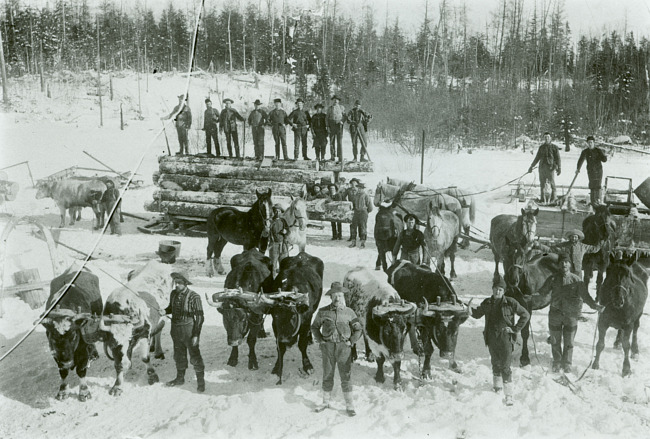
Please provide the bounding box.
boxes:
[206,208,219,235]
[469,195,476,223]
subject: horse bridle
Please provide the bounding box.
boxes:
[258,199,272,231]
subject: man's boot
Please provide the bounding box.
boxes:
[360,240,366,249]
[166,369,186,387]
[314,391,331,413]
[503,382,514,406]
[196,371,206,393]
[344,391,356,417]
[349,239,357,248]
[493,375,503,392]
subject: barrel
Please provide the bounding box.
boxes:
[634,177,650,209]
[12,268,48,309]
[158,240,181,264]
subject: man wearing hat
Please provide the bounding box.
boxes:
[165,272,206,392]
[577,135,608,205]
[326,95,346,162]
[537,253,603,373]
[528,132,561,203]
[202,98,220,156]
[311,103,329,160]
[346,178,374,248]
[327,182,344,240]
[161,93,193,155]
[268,203,289,276]
[248,99,268,160]
[470,277,530,406]
[268,98,289,160]
[392,213,427,265]
[311,282,363,416]
[288,98,312,160]
[346,100,372,162]
[218,98,245,158]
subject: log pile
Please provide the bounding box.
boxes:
[146,155,368,223]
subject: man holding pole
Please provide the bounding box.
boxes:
[161,93,192,155]
[219,98,245,158]
[528,132,561,203]
[576,135,608,205]
[346,100,372,162]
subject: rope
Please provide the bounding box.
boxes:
[575,305,605,382]
[0,0,207,363]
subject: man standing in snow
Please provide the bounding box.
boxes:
[537,253,603,373]
[219,98,245,158]
[347,179,374,249]
[247,99,268,160]
[268,98,289,160]
[165,272,206,393]
[288,98,312,160]
[392,213,427,264]
[470,277,530,406]
[161,93,192,155]
[576,135,608,205]
[311,282,363,416]
[528,132,561,202]
[327,95,346,162]
[202,98,220,156]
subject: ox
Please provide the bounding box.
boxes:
[593,255,648,376]
[205,249,274,370]
[100,261,171,396]
[343,267,416,389]
[40,265,103,401]
[387,260,471,376]
[35,178,108,228]
[261,252,323,384]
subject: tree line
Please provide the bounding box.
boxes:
[2,0,650,148]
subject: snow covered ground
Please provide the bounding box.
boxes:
[1,71,650,439]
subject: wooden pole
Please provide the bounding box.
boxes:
[0,24,9,104]
[137,47,141,114]
[39,39,45,92]
[420,129,425,184]
[120,103,124,130]
[109,74,114,100]
[96,16,103,127]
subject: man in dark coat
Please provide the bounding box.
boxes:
[268,204,289,276]
[327,183,344,240]
[288,98,312,160]
[392,213,427,264]
[311,103,328,160]
[347,178,374,249]
[268,98,289,160]
[327,95,346,162]
[248,99,268,159]
[161,93,192,155]
[311,282,363,416]
[165,272,206,392]
[218,98,245,158]
[528,132,561,202]
[577,135,608,205]
[202,98,220,156]
[470,277,530,406]
[538,253,603,373]
[346,100,372,162]
[100,180,121,235]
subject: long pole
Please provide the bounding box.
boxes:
[96,16,103,127]
[420,129,425,184]
[0,24,8,104]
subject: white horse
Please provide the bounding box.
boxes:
[281,197,308,254]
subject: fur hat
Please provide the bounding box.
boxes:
[326,281,349,296]
[493,277,506,290]
[171,272,192,285]
[565,229,585,240]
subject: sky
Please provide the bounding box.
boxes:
[21,0,650,39]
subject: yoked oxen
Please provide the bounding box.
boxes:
[35,178,107,228]
[343,266,416,390]
[100,261,172,396]
[40,265,103,401]
[592,254,648,376]
[386,260,471,376]
[205,249,274,370]
[261,252,323,384]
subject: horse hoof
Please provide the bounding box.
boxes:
[592,363,599,370]
[78,391,92,402]
[154,353,165,360]
[375,266,381,271]
[109,386,123,397]
[631,353,639,361]
[622,369,632,377]
[520,359,531,368]
[276,379,283,385]
[148,373,159,385]
[375,375,385,384]
[227,359,238,367]
[394,382,404,391]
[249,363,259,371]
[55,391,67,401]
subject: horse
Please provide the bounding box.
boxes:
[206,189,273,276]
[489,207,539,281]
[504,248,559,366]
[592,254,648,376]
[435,186,477,249]
[281,197,308,254]
[582,204,617,302]
[374,204,403,272]
[423,202,460,279]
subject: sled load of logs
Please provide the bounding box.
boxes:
[145,156,374,223]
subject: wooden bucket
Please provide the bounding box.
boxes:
[634,177,650,210]
[13,268,48,309]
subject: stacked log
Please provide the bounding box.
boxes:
[160,155,374,172]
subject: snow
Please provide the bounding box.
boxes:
[1,71,650,439]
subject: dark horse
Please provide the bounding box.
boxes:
[582,204,617,302]
[489,207,539,281]
[592,254,648,377]
[504,248,559,366]
[206,189,273,276]
[374,204,403,272]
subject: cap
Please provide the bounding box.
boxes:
[272,203,285,212]
[543,131,551,136]
[296,98,304,104]
[223,98,234,104]
[558,253,571,264]
[314,103,324,109]
[404,213,417,222]
[354,99,361,105]
[254,99,262,105]
[327,183,338,190]
[565,229,585,240]
[349,178,360,185]
[331,95,340,101]
[205,98,212,103]
[171,272,192,285]
[274,98,282,103]
[493,277,506,290]
[326,281,349,296]
[586,135,595,142]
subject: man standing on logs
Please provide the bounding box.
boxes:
[248,99,268,160]
[288,98,312,160]
[311,103,328,161]
[528,132,561,203]
[327,95,346,162]
[268,98,289,160]
[347,178,374,249]
[202,98,220,156]
[161,93,192,155]
[346,100,372,162]
[576,135,608,205]
[219,98,245,158]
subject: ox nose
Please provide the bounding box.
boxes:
[440,351,453,359]
[388,352,404,363]
[228,339,244,347]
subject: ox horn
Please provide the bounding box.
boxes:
[399,301,417,316]
[462,298,474,316]
[98,315,110,332]
[421,296,436,317]
[205,292,221,308]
